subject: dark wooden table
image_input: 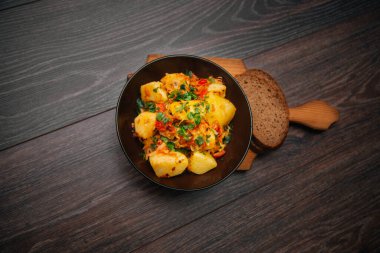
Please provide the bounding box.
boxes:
[1,0,379,252]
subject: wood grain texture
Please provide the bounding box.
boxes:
[0,1,380,252]
[137,134,380,252]
[244,8,380,109]
[0,109,281,253]
[1,6,380,252]
[135,11,380,252]
[0,0,39,11]
[1,0,378,150]
[289,100,340,130]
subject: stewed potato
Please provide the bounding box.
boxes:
[207,83,226,97]
[149,151,188,177]
[133,71,236,177]
[160,73,189,92]
[140,81,168,103]
[168,100,207,121]
[134,112,156,139]
[205,94,236,126]
[187,151,217,174]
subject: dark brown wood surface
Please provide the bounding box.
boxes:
[1,0,379,252]
[0,0,378,150]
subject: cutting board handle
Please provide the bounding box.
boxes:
[237,100,339,171]
[288,100,339,130]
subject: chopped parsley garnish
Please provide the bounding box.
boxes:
[185,70,193,77]
[136,99,156,113]
[187,112,194,120]
[187,112,201,125]
[168,90,197,101]
[183,123,195,130]
[177,148,191,156]
[166,142,175,151]
[176,103,185,112]
[208,77,216,83]
[205,103,210,112]
[181,92,197,101]
[168,91,177,99]
[153,87,159,93]
[137,98,144,109]
[158,136,175,151]
[160,136,169,143]
[223,135,231,144]
[146,102,156,112]
[177,126,186,136]
[156,112,169,123]
[194,113,201,125]
[195,136,204,146]
[156,112,165,121]
[180,84,186,90]
[177,124,194,141]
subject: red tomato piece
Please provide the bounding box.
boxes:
[213,150,226,158]
[156,103,165,112]
[198,89,208,98]
[155,121,166,132]
[198,79,208,85]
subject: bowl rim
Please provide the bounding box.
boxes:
[115,54,252,191]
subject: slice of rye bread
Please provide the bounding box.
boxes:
[235,69,289,150]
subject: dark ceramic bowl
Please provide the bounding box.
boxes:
[116,55,252,190]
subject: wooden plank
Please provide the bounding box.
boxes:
[0,0,38,11]
[0,109,268,253]
[1,10,379,252]
[135,143,380,252]
[1,0,378,150]
[243,12,380,108]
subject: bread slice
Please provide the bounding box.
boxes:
[235,69,289,149]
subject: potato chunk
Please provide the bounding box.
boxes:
[207,83,226,97]
[134,112,156,139]
[192,125,216,151]
[188,151,217,175]
[160,73,189,92]
[205,94,236,126]
[168,100,206,121]
[140,81,168,103]
[149,152,188,178]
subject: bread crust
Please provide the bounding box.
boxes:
[235,69,289,149]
